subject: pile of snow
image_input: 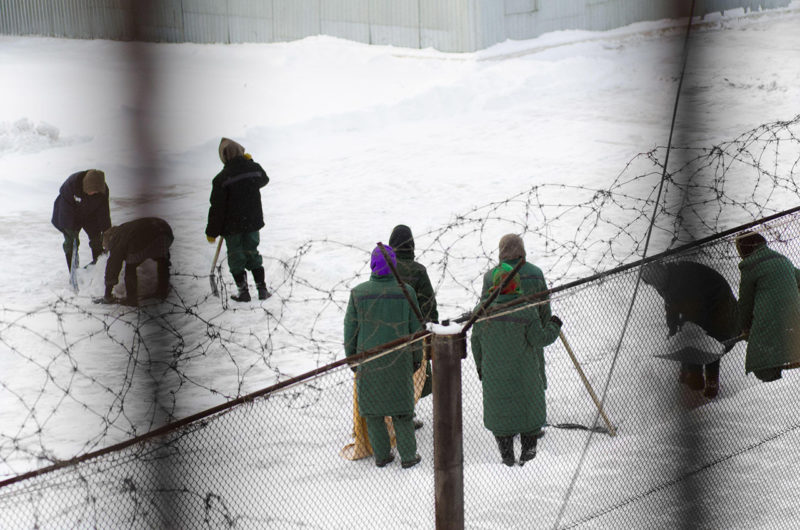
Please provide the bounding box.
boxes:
[0,118,74,155]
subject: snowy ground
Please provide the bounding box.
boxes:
[1,3,800,528]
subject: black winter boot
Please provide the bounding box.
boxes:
[231,272,251,302]
[495,435,515,467]
[251,267,270,300]
[520,433,538,464]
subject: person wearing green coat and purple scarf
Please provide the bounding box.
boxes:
[471,263,562,466]
[735,231,800,382]
[344,244,424,469]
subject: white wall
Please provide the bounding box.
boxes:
[0,0,793,52]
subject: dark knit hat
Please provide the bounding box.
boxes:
[490,262,521,295]
[735,231,767,258]
[371,244,396,276]
[219,137,245,164]
[83,169,106,195]
[498,234,526,261]
[389,224,414,253]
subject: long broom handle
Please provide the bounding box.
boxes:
[210,238,223,274]
[559,330,617,437]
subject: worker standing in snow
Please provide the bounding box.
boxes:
[471,263,562,466]
[205,137,270,302]
[641,260,740,398]
[735,231,800,382]
[51,169,111,271]
[480,234,554,388]
[344,244,423,469]
[388,224,438,427]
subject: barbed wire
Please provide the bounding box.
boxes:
[0,115,798,483]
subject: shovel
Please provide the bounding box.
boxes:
[209,238,223,297]
[69,244,79,293]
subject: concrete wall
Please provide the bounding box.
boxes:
[0,0,793,52]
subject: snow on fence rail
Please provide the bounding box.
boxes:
[1,116,799,527]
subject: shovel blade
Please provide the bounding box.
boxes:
[210,273,219,297]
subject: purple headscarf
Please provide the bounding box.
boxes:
[371,244,396,276]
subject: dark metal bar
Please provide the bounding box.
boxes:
[377,241,427,326]
[460,259,525,333]
[433,333,466,530]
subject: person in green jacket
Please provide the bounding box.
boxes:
[481,234,555,388]
[471,263,562,466]
[344,244,424,469]
[735,231,800,382]
[389,224,438,412]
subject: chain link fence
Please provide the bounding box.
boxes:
[2,207,800,528]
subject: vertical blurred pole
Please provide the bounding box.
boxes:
[664,3,705,528]
[125,0,160,220]
[121,1,173,526]
[432,332,465,530]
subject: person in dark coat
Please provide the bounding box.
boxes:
[344,244,424,469]
[96,217,174,307]
[735,231,800,382]
[205,138,270,302]
[481,234,555,388]
[471,263,562,466]
[641,260,741,398]
[388,225,438,324]
[51,169,111,271]
[389,224,438,408]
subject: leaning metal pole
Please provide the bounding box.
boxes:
[432,332,466,530]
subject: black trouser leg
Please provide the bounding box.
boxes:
[86,228,104,263]
[156,258,170,298]
[124,263,139,306]
[703,359,721,398]
[705,359,720,384]
[680,362,704,391]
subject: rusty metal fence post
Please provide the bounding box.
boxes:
[432,332,466,530]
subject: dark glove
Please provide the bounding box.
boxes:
[550,315,563,328]
[413,361,421,372]
[350,365,357,373]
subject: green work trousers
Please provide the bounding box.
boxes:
[364,414,417,463]
[224,231,263,276]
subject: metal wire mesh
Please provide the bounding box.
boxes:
[463,210,800,529]
[2,210,799,529]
